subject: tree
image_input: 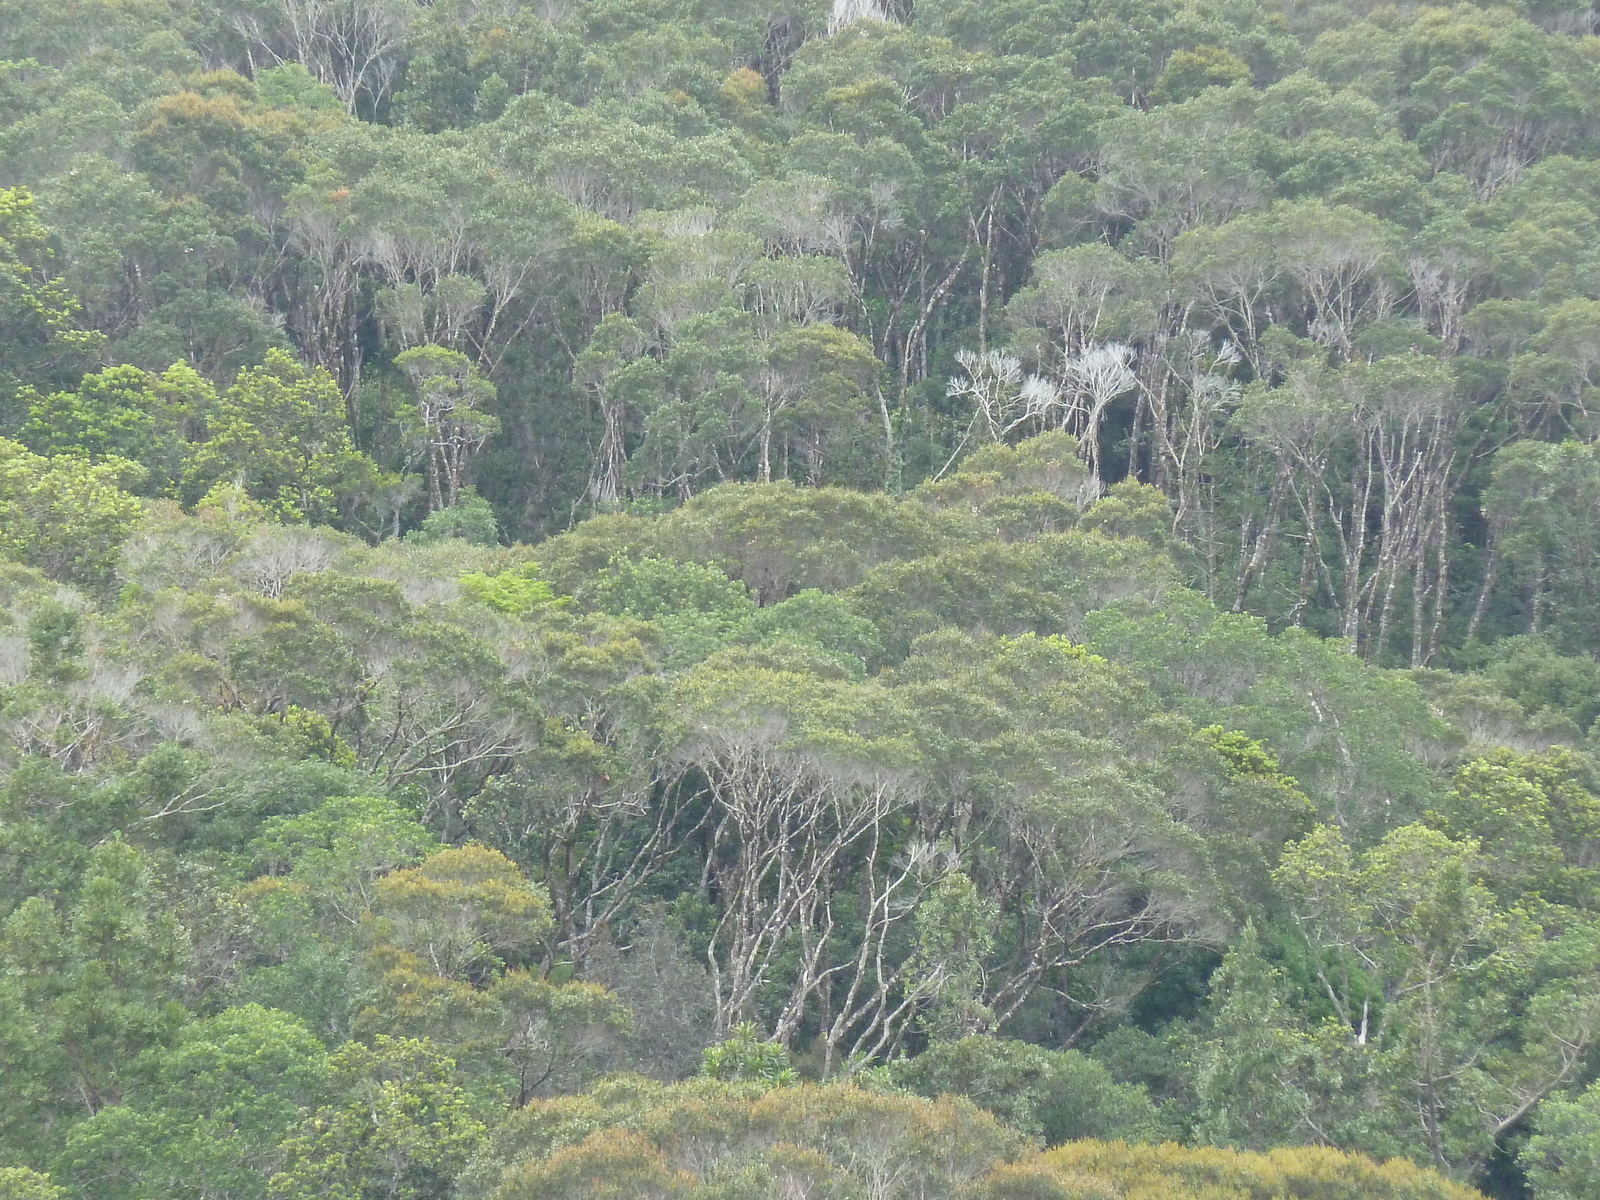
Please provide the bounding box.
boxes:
[886,1036,1167,1145]
[0,841,188,1154]
[1271,821,1600,1175]
[572,315,658,508]
[17,359,218,496]
[1005,1140,1482,1200]
[0,437,143,589]
[663,650,925,1069]
[700,1022,797,1085]
[882,631,1212,1034]
[408,489,500,545]
[1429,748,1600,908]
[1527,1081,1600,1200]
[395,345,500,513]
[753,322,882,486]
[231,0,416,113]
[1006,244,1160,358]
[1483,439,1600,651]
[904,871,997,1040]
[0,1168,66,1200]
[487,972,631,1107]
[1092,87,1267,257]
[371,844,552,981]
[1391,7,1597,196]
[1193,922,1325,1151]
[1152,46,1253,105]
[1229,349,1462,662]
[19,365,161,463]
[239,807,628,1103]
[269,1037,486,1200]
[233,795,437,1034]
[60,1005,331,1200]
[0,187,101,410]
[184,349,377,525]
[481,1080,1024,1200]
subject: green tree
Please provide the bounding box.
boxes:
[269,1037,486,1200]
[0,186,101,410]
[395,345,501,513]
[1484,439,1600,652]
[700,1023,798,1085]
[886,1036,1168,1145]
[1270,822,1600,1174]
[1429,748,1600,909]
[0,437,143,588]
[1001,1140,1483,1200]
[1193,922,1325,1151]
[905,871,997,1040]
[17,360,205,491]
[60,1005,331,1200]
[0,841,188,1156]
[1528,1081,1600,1200]
[1152,46,1253,105]
[233,796,439,1035]
[408,489,500,545]
[184,350,377,524]
[480,1079,1023,1200]
[0,1167,66,1200]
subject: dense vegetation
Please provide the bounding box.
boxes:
[6,0,1600,1197]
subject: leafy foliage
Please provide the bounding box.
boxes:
[6,1,1600,1197]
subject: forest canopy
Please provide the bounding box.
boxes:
[5,0,1600,1197]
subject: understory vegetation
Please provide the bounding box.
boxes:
[5,0,1600,1197]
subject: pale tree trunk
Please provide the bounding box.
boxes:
[1466,530,1502,644]
[695,744,917,1043]
[591,396,627,505]
[757,408,773,483]
[1233,471,1286,613]
[830,0,893,32]
[975,203,997,355]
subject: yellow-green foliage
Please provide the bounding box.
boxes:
[483,1079,1025,1200]
[984,1141,1485,1200]
[0,436,143,588]
[461,562,562,619]
[478,1084,1480,1200]
[372,844,554,978]
[0,1165,67,1200]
